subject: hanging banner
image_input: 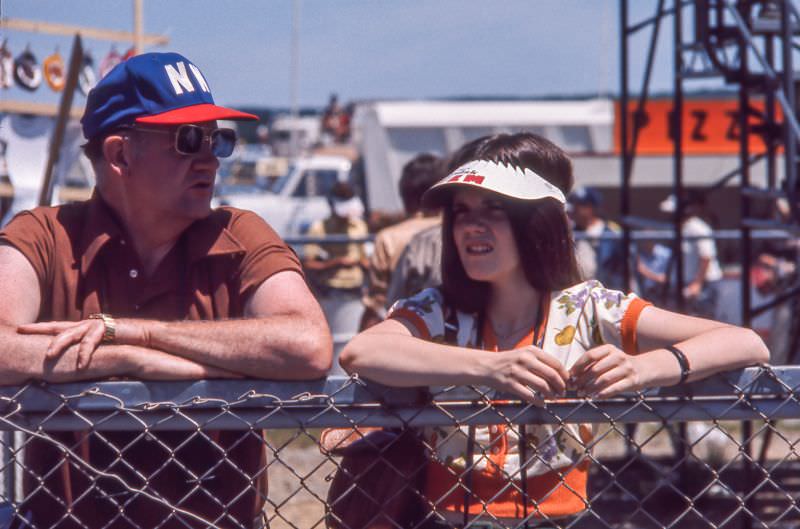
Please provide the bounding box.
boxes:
[13,48,42,92]
[0,41,13,89]
[43,50,66,91]
[99,46,122,78]
[614,98,784,155]
[78,52,97,96]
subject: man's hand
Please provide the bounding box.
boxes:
[18,319,107,369]
[17,318,147,370]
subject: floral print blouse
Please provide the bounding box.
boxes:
[388,280,651,518]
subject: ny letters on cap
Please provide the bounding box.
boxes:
[81,51,257,140]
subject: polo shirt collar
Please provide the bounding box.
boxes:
[80,193,246,275]
[183,211,247,263]
[79,191,126,276]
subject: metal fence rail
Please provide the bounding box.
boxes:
[0,366,798,528]
[282,229,800,247]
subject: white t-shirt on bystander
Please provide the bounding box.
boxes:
[681,216,723,284]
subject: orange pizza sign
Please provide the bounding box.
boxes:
[614,99,782,155]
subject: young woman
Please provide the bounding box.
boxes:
[339,133,768,528]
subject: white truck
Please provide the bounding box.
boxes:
[214,152,356,238]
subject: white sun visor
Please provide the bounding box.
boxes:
[422,159,566,208]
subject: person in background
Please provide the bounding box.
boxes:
[0,139,13,223]
[255,123,273,155]
[321,93,347,145]
[340,132,768,528]
[303,181,369,295]
[360,153,443,329]
[753,196,798,296]
[568,186,625,290]
[0,51,331,528]
[659,191,723,318]
[385,221,443,308]
[747,196,799,363]
[635,238,673,303]
[304,181,368,367]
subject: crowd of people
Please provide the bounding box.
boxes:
[0,50,771,528]
[309,163,733,330]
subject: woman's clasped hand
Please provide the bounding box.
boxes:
[487,343,652,403]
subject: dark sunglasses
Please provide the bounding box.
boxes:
[130,124,238,158]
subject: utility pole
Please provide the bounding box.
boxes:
[290,0,301,159]
[134,0,144,54]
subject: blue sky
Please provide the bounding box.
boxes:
[1,1,711,108]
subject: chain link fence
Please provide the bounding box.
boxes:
[0,366,797,528]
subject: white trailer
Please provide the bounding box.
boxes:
[351,98,614,214]
[350,98,778,216]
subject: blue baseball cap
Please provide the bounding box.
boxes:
[81,52,257,140]
[568,186,602,208]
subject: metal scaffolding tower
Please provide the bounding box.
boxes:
[620,3,800,527]
[620,0,800,353]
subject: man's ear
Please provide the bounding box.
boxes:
[102,134,128,175]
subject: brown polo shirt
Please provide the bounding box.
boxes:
[1,193,303,528]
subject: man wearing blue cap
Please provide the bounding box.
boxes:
[0,52,332,527]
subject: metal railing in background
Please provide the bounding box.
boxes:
[0,366,798,528]
[282,229,799,247]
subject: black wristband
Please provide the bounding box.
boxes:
[665,345,691,385]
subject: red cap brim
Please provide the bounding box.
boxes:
[135,103,258,124]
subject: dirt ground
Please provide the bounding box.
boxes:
[262,421,800,529]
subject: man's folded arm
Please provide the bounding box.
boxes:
[0,326,240,385]
[0,244,238,385]
[115,270,334,380]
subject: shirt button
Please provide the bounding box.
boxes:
[129,269,139,279]
[120,239,126,246]
[134,304,140,311]
[491,446,501,455]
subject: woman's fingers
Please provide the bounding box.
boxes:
[512,369,557,397]
[528,347,570,381]
[592,374,639,399]
[506,380,546,407]
[572,354,621,390]
[580,367,630,397]
[569,346,612,378]
[493,348,569,401]
[520,356,567,396]
[568,345,643,397]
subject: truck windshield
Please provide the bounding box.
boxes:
[291,169,340,197]
[270,164,296,194]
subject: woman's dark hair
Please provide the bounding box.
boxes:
[440,133,583,314]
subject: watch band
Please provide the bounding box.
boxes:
[88,313,116,344]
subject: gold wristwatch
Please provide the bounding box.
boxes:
[88,313,116,344]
